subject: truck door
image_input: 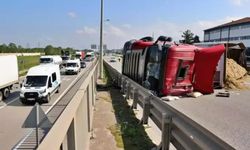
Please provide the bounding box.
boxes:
[51,72,59,90]
[47,76,53,93]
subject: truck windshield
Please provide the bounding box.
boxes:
[40,58,53,63]
[66,63,77,67]
[24,76,48,87]
[61,56,70,61]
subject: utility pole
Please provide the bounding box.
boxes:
[99,0,104,79]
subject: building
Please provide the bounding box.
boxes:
[204,17,250,55]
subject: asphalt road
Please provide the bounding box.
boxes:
[104,55,250,150]
[0,61,93,150]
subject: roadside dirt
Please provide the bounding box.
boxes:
[89,79,155,150]
[225,58,250,89]
[89,80,120,150]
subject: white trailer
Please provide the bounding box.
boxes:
[40,55,62,65]
[0,55,19,101]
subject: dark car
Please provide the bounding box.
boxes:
[80,61,86,68]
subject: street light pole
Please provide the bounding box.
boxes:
[99,0,104,79]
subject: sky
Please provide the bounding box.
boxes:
[0,0,250,49]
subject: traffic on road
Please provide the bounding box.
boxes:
[0,53,94,150]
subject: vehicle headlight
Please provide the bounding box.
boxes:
[39,89,46,94]
[20,90,25,97]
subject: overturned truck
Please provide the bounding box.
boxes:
[122,36,225,96]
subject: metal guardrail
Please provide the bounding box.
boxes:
[15,59,99,150]
[104,61,234,150]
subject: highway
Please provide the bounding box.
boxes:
[104,55,250,150]
[0,61,93,150]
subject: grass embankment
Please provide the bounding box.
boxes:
[103,66,155,150]
[17,56,40,76]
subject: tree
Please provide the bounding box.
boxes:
[193,35,200,43]
[181,30,194,44]
[0,44,8,53]
[8,43,17,52]
[44,45,55,55]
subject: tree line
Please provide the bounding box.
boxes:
[0,43,76,55]
[1,30,199,54]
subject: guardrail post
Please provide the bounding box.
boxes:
[121,78,126,94]
[126,83,131,100]
[132,88,138,109]
[161,113,172,150]
[141,95,152,124]
[117,74,121,88]
[117,75,122,88]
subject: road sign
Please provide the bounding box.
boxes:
[22,103,52,129]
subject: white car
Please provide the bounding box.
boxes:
[65,59,81,74]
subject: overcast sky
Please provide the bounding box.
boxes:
[0,0,249,49]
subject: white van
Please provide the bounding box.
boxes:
[65,59,81,74]
[20,64,61,104]
[40,55,62,66]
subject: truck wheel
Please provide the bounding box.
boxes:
[3,87,10,99]
[0,91,3,102]
[20,99,27,105]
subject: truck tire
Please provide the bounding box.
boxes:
[3,87,10,99]
[0,91,3,102]
[20,99,27,105]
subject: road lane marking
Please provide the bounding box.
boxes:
[0,97,20,110]
[13,129,34,150]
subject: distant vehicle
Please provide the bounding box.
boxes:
[61,55,70,67]
[0,55,19,101]
[76,51,86,61]
[20,64,61,104]
[84,51,95,61]
[40,55,62,66]
[61,55,70,61]
[80,61,86,68]
[65,59,81,74]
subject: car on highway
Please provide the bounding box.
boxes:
[80,61,86,68]
[65,59,81,74]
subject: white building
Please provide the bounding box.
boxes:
[204,17,250,56]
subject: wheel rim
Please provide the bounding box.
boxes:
[0,92,3,101]
[3,88,10,98]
